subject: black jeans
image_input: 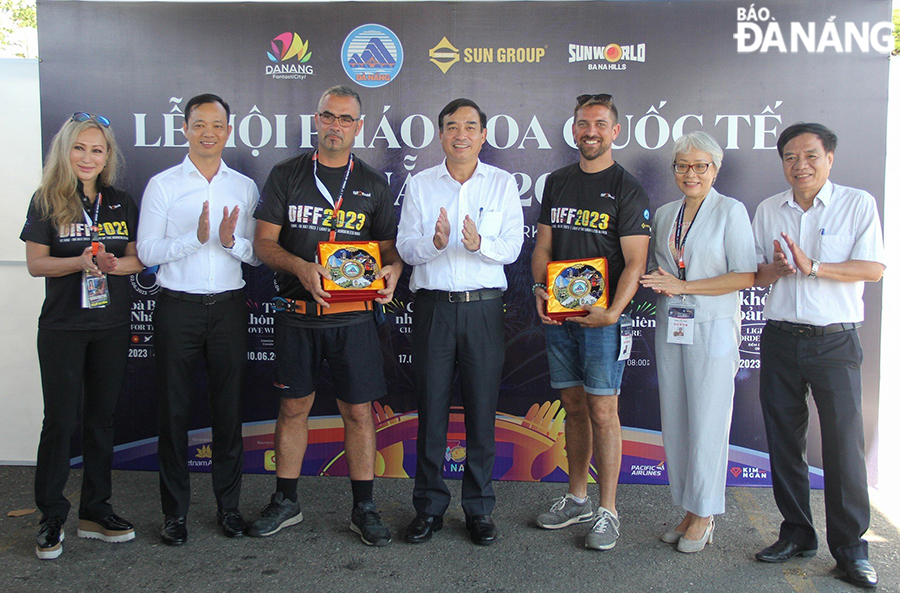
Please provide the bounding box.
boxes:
[35,325,130,522]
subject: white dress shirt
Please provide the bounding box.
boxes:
[137,156,260,293]
[397,159,524,292]
[752,180,885,325]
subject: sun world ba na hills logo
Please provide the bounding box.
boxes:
[265,32,315,80]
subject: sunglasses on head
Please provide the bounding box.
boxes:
[576,93,614,105]
[71,112,111,127]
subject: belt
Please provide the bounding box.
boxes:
[417,288,503,303]
[273,297,373,317]
[160,288,243,305]
[768,320,861,337]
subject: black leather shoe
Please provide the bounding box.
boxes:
[837,559,878,589]
[35,516,65,560]
[78,513,135,542]
[465,514,497,546]
[404,513,443,543]
[755,539,816,563]
[217,510,245,538]
[161,515,187,546]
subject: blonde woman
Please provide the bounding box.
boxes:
[21,113,142,559]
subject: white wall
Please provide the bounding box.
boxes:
[874,56,900,525]
[0,58,45,463]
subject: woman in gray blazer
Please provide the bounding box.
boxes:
[640,131,756,553]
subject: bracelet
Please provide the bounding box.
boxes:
[809,260,820,278]
[532,282,547,295]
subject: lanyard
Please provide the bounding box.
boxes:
[81,191,103,257]
[313,152,354,242]
[673,197,702,281]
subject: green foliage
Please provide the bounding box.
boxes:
[894,9,900,55]
[0,0,35,57]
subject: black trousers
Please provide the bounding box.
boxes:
[759,323,870,562]
[411,293,505,517]
[35,325,130,522]
[154,292,247,516]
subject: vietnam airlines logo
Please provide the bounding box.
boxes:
[429,37,460,73]
[195,444,212,459]
[265,32,315,80]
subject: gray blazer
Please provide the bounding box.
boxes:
[647,188,757,323]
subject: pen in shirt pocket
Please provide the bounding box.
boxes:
[478,207,484,224]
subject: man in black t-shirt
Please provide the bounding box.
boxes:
[531,94,651,551]
[248,86,402,547]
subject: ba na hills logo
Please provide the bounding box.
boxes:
[266,32,315,79]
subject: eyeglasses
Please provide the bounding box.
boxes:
[71,112,111,127]
[317,111,359,128]
[576,93,614,105]
[673,162,712,175]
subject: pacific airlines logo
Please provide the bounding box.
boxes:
[341,24,404,88]
[265,32,315,80]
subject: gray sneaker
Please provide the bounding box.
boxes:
[350,500,392,546]
[535,494,594,529]
[248,492,303,537]
[585,507,620,550]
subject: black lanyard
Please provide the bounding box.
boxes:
[313,152,354,242]
[674,198,702,280]
[82,191,103,258]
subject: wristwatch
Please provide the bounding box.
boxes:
[809,260,820,278]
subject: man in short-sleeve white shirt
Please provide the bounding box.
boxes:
[751,123,884,589]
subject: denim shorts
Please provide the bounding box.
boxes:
[544,316,627,396]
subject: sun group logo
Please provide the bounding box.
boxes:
[568,42,646,71]
[428,37,546,74]
[429,37,459,73]
[734,6,893,54]
[265,32,315,80]
[341,24,403,88]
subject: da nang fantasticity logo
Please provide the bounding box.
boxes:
[266,32,315,80]
[341,24,403,88]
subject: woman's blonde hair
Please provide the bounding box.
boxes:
[34,116,123,230]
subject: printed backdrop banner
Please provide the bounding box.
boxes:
[37,0,890,488]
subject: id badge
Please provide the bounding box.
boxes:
[618,315,633,361]
[666,302,695,345]
[82,272,110,309]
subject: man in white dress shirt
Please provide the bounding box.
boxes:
[138,94,260,545]
[752,122,884,589]
[397,98,524,545]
